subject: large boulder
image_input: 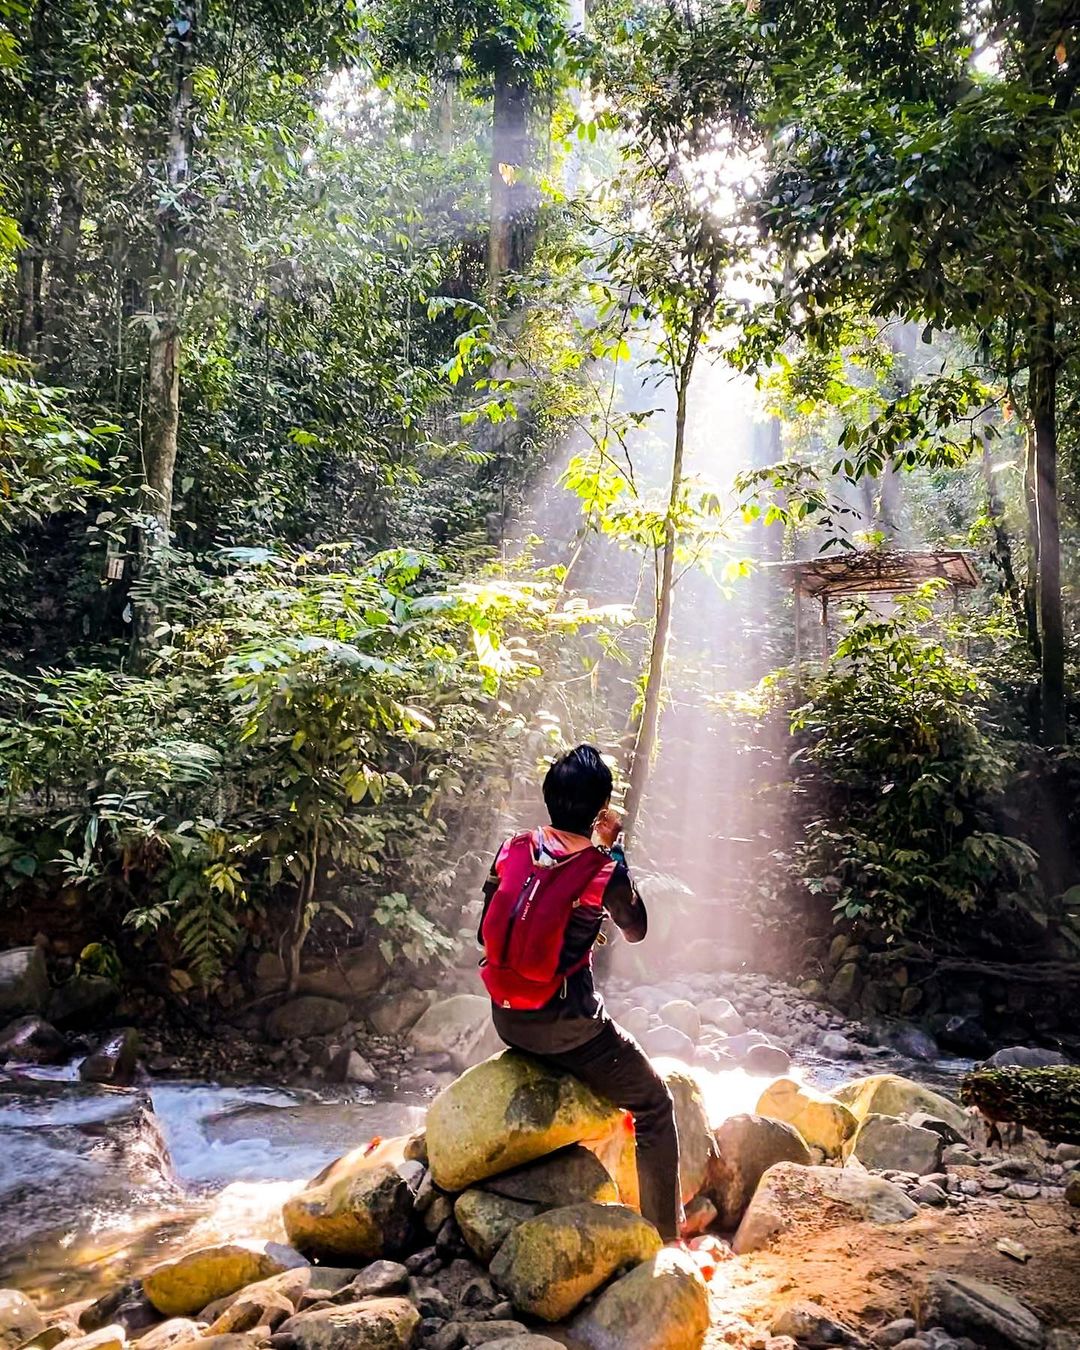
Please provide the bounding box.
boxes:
[917,1273,1044,1350]
[490,1202,661,1321]
[698,998,745,1036]
[658,1065,716,1204]
[756,1078,857,1157]
[273,1299,419,1350]
[282,1140,417,1261]
[850,1114,943,1175]
[455,1191,541,1263]
[0,1290,46,1350]
[47,975,119,1029]
[409,995,502,1071]
[0,947,48,1016]
[480,1144,617,1208]
[834,1074,973,1143]
[368,989,435,1038]
[79,1028,140,1086]
[425,1051,629,1193]
[0,1016,68,1065]
[641,1026,695,1060]
[984,1046,1069,1069]
[572,1247,710,1350]
[742,1043,792,1077]
[711,1113,813,1228]
[733,1162,918,1253]
[265,998,348,1043]
[296,946,388,1002]
[143,1241,307,1317]
[658,1000,700,1042]
[0,1080,177,1270]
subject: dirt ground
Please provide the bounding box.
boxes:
[703,1188,1080,1346]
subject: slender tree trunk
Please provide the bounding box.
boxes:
[438,77,455,156]
[751,415,782,561]
[15,188,43,359]
[144,1,197,539]
[1022,412,1042,663]
[623,365,690,840]
[1030,307,1066,744]
[43,170,84,379]
[488,65,535,288]
[980,444,1024,630]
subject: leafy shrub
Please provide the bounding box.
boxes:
[0,543,594,987]
[717,591,1040,947]
[789,592,1038,938]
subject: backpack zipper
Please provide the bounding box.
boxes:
[500,869,540,966]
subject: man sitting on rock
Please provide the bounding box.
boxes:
[477,743,682,1241]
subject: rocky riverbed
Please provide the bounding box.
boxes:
[2,952,1079,1350]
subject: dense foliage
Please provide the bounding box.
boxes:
[2,0,1080,1001]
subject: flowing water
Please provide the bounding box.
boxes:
[0,1067,429,1309]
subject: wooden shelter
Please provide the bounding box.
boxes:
[763,549,980,663]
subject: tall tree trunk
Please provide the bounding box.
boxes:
[43,170,84,379]
[488,66,535,289]
[132,3,197,656]
[14,0,50,359]
[623,364,690,840]
[144,2,197,539]
[1030,306,1066,745]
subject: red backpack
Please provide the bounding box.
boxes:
[480,831,610,1010]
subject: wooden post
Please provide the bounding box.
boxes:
[793,580,802,672]
[821,595,830,662]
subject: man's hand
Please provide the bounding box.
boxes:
[594,807,623,849]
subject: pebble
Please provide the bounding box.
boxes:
[912,1182,948,1207]
[1005,1182,1041,1200]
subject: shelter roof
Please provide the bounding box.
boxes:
[764,549,979,598]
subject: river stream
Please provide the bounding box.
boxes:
[0,1045,973,1311]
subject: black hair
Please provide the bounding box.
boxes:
[542,744,613,836]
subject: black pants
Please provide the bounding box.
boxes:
[520,1019,682,1240]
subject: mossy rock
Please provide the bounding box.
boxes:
[756,1078,857,1157]
[481,1144,618,1208]
[426,1051,628,1193]
[142,1242,307,1318]
[282,1143,415,1262]
[835,1073,973,1144]
[489,1202,661,1322]
[273,1299,418,1350]
[454,1190,540,1264]
[572,1247,710,1350]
